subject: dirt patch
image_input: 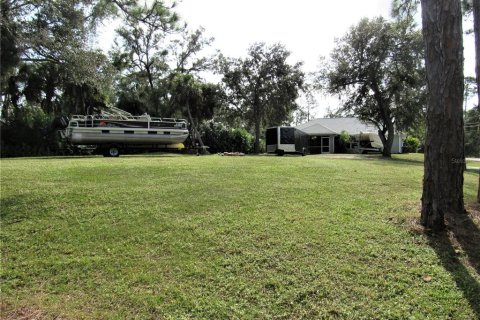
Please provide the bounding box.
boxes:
[403,202,480,274]
[467,202,480,224]
[0,303,47,320]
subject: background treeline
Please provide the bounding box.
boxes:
[1,0,478,157]
[0,0,304,156]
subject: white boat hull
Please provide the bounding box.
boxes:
[68,127,189,145]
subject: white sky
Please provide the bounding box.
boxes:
[175,0,392,72]
[97,0,478,117]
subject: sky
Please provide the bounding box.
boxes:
[97,0,478,117]
[175,0,392,72]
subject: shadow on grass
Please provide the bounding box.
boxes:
[0,195,47,224]
[425,205,480,318]
[2,153,184,160]
[2,155,101,160]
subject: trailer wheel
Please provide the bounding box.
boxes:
[103,146,120,157]
[276,149,285,156]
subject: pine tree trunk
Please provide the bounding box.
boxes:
[473,0,480,203]
[474,0,480,107]
[420,0,465,230]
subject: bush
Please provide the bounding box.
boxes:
[403,136,420,153]
[201,122,254,153]
[1,105,55,157]
[339,130,351,145]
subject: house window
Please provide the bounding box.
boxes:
[102,130,110,134]
[148,131,157,134]
[124,130,134,134]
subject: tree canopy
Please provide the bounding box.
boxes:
[319,16,425,157]
[218,43,304,153]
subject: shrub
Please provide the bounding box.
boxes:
[339,130,351,145]
[201,122,254,153]
[1,105,55,157]
[403,136,420,153]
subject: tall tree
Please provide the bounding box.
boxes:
[112,0,179,116]
[473,0,480,203]
[420,0,465,230]
[168,73,222,149]
[474,0,480,114]
[219,43,304,153]
[170,27,214,74]
[320,17,425,157]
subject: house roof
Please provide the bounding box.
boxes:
[295,117,377,135]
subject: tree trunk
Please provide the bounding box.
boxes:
[478,174,480,203]
[473,0,480,203]
[377,121,395,158]
[186,103,205,150]
[420,0,465,230]
[253,103,261,154]
[1,94,10,122]
[474,0,480,106]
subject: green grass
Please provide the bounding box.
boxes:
[467,161,480,168]
[1,154,479,319]
[397,152,480,168]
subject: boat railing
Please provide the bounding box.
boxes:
[68,114,188,128]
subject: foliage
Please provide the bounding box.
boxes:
[403,135,420,153]
[166,73,224,149]
[169,27,215,74]
[464,76,478,109]
[339,130,351,145]
[112,6,218,119]
[0,105,55,157]
[318,17,425,157]
[1,0,220,156]
[218,43,304,153]
[111,0,180,116]
[1,155,479,318]
[201,122,254,153]
[1,0,117,116]
[293,88,317,125]
[465,106,480,157]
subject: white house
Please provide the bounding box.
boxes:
[295,117,405,154]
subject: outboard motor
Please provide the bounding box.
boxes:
[52,115,70,130]
[50,115,72,154]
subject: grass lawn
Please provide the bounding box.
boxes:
[1,154,479,319]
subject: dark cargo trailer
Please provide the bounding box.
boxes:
[265,126,308,156]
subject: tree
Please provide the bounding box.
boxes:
[162,27,217,117]
[472,0,480,203]
[168,73,222,149]
[169,27,215,74]
[219,43,304,153]
[474,0,480,118]
[1,0,116,115]
[420,0,466,230]
[112,0,179,116]
[320,17,425,157]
